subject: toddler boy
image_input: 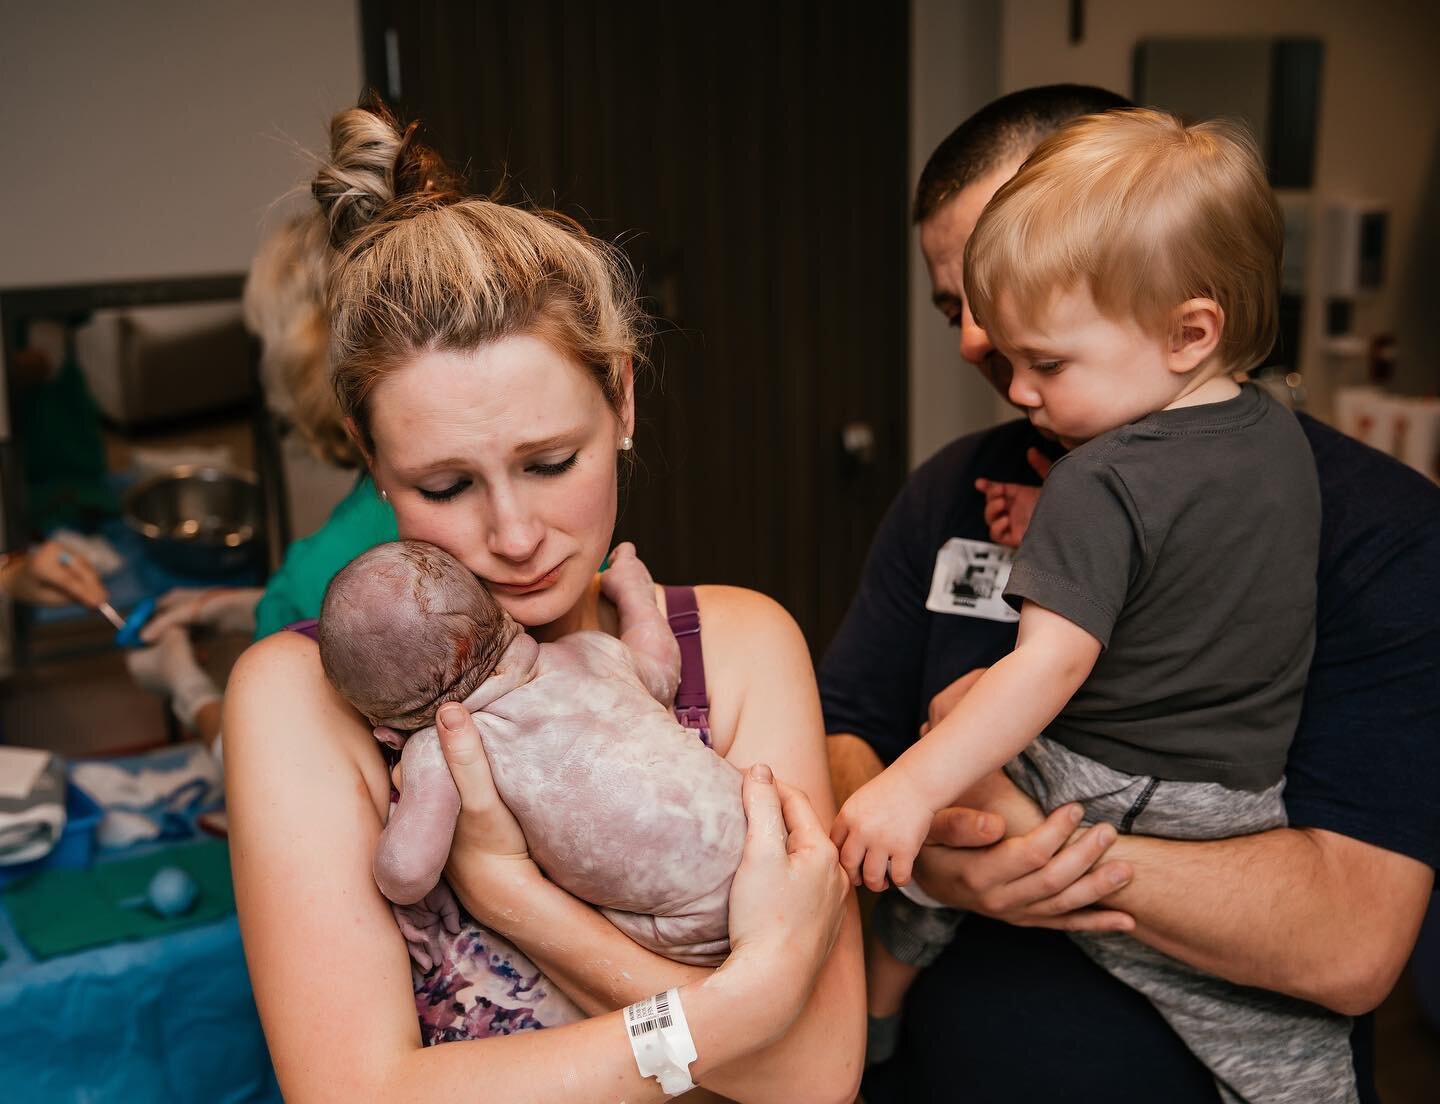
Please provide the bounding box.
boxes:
[834,109,1350,1103]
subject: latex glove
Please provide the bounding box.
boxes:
[127,627,222,729]
[140,586,263,643]
[3,540,109,607]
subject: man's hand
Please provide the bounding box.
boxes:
[832,769,935,891]
[973,447,1052,548]
[916,800,1134,932]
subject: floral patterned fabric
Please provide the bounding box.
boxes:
[390,877,583,1042]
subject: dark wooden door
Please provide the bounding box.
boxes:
[360,0,909,654]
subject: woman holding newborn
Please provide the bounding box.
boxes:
[225,101,863,1102]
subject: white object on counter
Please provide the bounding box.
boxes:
[1331,386,1440,481]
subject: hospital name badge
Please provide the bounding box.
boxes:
[925,537,1019,623]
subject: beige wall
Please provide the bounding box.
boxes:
[908,0,1009,467]
[0,0,361,288]
[1002,0,1440,405]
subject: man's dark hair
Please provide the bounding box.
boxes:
[914,84,1133,223]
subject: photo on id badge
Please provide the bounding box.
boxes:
[925,537,1019,622]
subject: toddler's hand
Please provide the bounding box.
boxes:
[973,447,1052,547]
[830,770,934,892]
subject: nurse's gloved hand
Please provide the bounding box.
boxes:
[126,627,222,729]
[141,586,264,642]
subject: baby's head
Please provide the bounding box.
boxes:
[319,540,521,730]
[964,107,1282,443]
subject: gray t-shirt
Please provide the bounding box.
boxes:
[1003,384,1320,791]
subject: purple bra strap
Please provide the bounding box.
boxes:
[286,618,320,641]
[663,585,712,745]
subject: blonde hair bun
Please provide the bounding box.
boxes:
[311,95,459,250]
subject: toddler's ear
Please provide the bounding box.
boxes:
[374,725,407,751]
[1169,298,1224,374]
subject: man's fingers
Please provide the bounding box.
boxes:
[1024,859,1134,918]
[1030,907,1134,933]
[986,819,1116,913]
[927,805,1005,848]
[1026,447,1054,479]
[983,495,1008,525]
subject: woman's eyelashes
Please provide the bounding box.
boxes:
[1033,360,1064,374]
[418,480,470,502]
[528,451,580,477]
[414,453,579,502]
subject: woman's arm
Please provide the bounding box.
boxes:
[443,586,865,1104]
[225,632,838,1102]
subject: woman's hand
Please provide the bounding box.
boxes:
[141,586,264,642]
[434,701,531,865]
[3,541,108,607]
[719,764,850,1043]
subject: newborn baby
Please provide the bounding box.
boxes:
[318,540,745,965]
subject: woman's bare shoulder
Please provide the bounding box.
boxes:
[691,584,807,650]
[225,630,383,790]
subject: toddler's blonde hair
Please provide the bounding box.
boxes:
[965,108,1283,373]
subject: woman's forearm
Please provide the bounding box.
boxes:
[370,965,807,1104]
[451,858,863,1104]
[1104,827,1433,1015]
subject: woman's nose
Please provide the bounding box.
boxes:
[485,490,545,562]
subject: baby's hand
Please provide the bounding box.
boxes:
[599,541,656,606]
[830,770,935,892]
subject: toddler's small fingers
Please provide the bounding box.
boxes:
[862,849,890,893]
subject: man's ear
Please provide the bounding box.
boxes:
[1169,298,1224,375]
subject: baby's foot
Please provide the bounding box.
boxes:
[600,542,657,607]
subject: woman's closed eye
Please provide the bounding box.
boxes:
[1033,360,1064,374]
[527,452,579,477]
[418,480,471,502]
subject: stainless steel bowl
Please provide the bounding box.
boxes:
[122,465,262,577]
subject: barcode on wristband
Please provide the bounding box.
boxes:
[627,992,675,1036]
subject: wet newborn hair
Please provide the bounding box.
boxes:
[318,540,519,731]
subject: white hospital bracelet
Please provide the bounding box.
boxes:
[896,878,948,909]
[623,987,698,1096]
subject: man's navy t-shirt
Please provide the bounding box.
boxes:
[820,415,1440,1103]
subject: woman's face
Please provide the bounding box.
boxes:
[367,334,632,629]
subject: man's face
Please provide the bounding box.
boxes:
[919,157,1026,401]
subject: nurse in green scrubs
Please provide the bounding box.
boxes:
[127,210,394,742]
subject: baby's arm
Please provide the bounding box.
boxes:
[598,542,681,705]
[832,602,1100,890]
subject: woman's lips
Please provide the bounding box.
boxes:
[490,560,565,595]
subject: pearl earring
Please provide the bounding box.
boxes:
[620,435,634,451]
[379,487,389,502]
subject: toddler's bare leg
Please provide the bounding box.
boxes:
[866,932,921,1017]
[600,542,681,704]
